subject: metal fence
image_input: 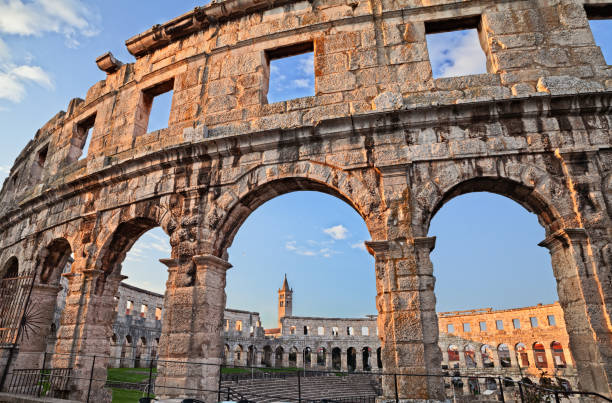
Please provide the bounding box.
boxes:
[2,351,611,403]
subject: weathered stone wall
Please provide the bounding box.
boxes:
[0,0,610,400]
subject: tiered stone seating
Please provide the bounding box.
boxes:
[221,374,380,402]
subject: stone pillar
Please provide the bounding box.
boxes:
[545,347,555,370]
[356,350,363,372]
[526,348,536,369]
[509,349,518,368]
[540,229,612,395]
[442,349,449,368]
[474,346,483,368]
[155,255,231,402]
[325,350,333,369]
[296,350,303,368]
[282,352,288,368]
[256,351,262,367]
[341,351,347,371]
[270,351,276,368]
[458,347,467,370]
[311,352,317,369]
[13,284,62,370]
[367,238,444,401]
[52,269,122,403]
[491,349,500,368]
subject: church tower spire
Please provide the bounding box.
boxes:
[278,274,293,327]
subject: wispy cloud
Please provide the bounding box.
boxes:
[285,240,338,258]
[351,242,367,252]
[0,0,99,103]
[292,78,311,88]
[324,225,349,240]
[426,29,487,78]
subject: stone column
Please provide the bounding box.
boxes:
[155,255,231,402]
[545,347,555,370]
[296,350,303,368]
[367,238,444,401]
[474,346,483,368]
[341,351,347,371]
[442,349,449,368]
[325,350,333,369]
[491,349,500,368]
[311,352,318,369]
[526,348,536,369]
[13,284,62,370]
[540,229,612,395]
[282,352,288,368]
[270,351,276,368]
[52,269,122,403]
[458,347,467,370]
[256,351,262,367]
[509,349,518,368]
[356,350,363,372]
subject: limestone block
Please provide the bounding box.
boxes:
[372,91,403,111]
[536,76,604,95]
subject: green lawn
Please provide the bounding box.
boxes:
[107,367,156,384]
[111,387,148,403]
[222,366,300,374]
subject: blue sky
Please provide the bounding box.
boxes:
[0,1,610,328]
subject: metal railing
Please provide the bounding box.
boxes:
[2,351,610,403]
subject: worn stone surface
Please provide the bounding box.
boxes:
[0,0,610,401]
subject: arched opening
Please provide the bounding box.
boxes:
[39,239,72,285]
[551,341,567,368]
[516,343,529,367]
[247,345,257,367]
[0,257,20,344]
[303,347,312,368]
[498,344,511,368]
[317,347,326,367]
[362,347,371,371]
[289,347,298,367]
[448,345,460,368]
[275,346,284,368]
[480,345,494,368]
[332,347,341,370]
[464,345,476,368]
[121,335,132,368]
[263,345,273,367]
[533,342,548,369]
[234,345,244,366]
[347,347,356,372]
[376,347,382,370]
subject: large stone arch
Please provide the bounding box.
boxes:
[209,161,385,257]
[409,166,612,394]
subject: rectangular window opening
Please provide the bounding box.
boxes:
[75,113,96,160]
[332,327,339,336]
[479,321,487,332]
[236,320,243,331]
[530,317,539,328]
[495,320,504,330]
[140,304,148,318]
[547,315,556,326]
[37,145,48,168]
[290,326,296,335]
[447,324,454,333]
[425,16,487,79]
[265,42,314,104]
[126,300,133,316]
[154,307,162,321]
[463,323,471,332]
[318,326,324,336]
[141,79,174,134]
[585,5,612,64]
[513,319,521,329]
[362,326,369,336]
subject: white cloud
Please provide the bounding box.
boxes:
[351,242,367,252]
[298,56,314,75]
[12,65,53,88]
[285,240,337,258]
[285,241,297,251]
[0,64,53,102]
[0,72,26,102]
[324,225,349,240]
[427,29,487,78]
[292,78,311,88]
[0,0,98,43]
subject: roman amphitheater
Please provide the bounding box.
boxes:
[0,0,610,401]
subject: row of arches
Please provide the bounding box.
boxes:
[224,345,383,372]
[109,334,159,368]
[445,341,568,370]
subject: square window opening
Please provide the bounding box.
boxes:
[141,79,175,134]
[265,42,314,104]
[463,323,471,332]
[318,326,325,336]
[530,317,539,328]
[495,320,504,330]
[75,113,96,161]
[547,315,556,326]
[362,326,369,336]
[155,307,162,321]
[479,321,487,332]
[447,324,454,333]
[585,5,612,64]
[513,319,521,329]
[425,16,487,79]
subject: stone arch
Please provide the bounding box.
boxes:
[211,164,385,257]
[464,344,476,368]
[515,342,529,367]
[275,346,284,367]
[497,343,511,368]
[38,238,72,285]
[1,257,18,278]
[551,341,567,368]
[533,342,548,369]
[418,175,567,236]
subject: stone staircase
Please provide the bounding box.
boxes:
[221,374,381,402]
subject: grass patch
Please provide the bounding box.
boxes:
[112,387,148,403]
[107,368,156,383]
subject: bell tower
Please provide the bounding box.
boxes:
[278,274,293,327]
